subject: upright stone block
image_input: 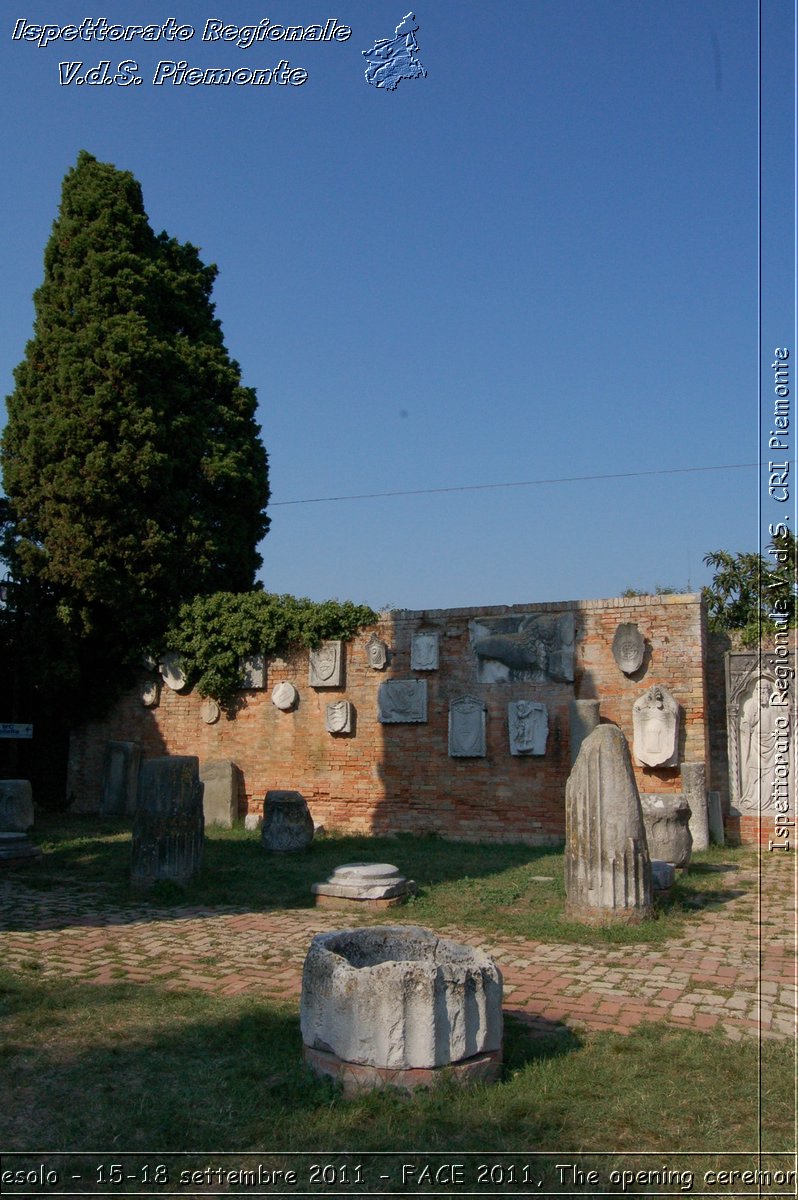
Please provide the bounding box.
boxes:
[200,759,240,828]
[101,741,140,816]
[0,779,34,832]
[131,756,204,888]
[681,762,710,851]
[565,725,653,924]
[569,700,600,765]
[707,791,725,846]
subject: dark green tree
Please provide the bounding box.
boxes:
[2,151,270,663]
[703,531,797,643]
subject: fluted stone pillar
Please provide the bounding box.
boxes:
[569,699,601,765]
[565,725,652,924]
[682,762,709,852]
[131,756,204,888]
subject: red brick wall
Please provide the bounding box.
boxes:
[67,593,710,845]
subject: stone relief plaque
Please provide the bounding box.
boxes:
[158,653,188,692]
[727,663,792,815]
[326,700,353,734]
[309,641,343,688]
[411,630,439,671]
[200,698,221,725]
[508,700,548,756]
[141,679,160,708]
[239,655,265,689]
[469,612,575,683]
[612,623,645,675]
[632,685,679,768]
[271,682,299,711]
[448,696,486,757]
[378,679,428,724]
[365,634,388,670]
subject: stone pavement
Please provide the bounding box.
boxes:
[0,853,795,1043]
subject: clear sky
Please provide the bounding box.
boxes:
[1,1,795,612]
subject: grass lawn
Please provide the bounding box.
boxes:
[0,818,793,1196]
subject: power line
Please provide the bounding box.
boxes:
[271,462,759,507]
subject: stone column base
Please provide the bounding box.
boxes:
[565,901,653,925]
[303,1044,502,1097]
[314,893,408,911]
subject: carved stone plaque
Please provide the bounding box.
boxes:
[309,641,343,688]
[612,623,645,675]
[141,679,160,708]
[448,696,486,757]
[158,654,188,692]
[271,682,299,711]
[508,701,548,756]
[470,612,575,683]
[326,700,353,734]
[365,634,388,670]
[378,680,428,724]
[411,631,439,671]
[632,685,679,767]
[200,698,220,725]
[240,655,265,689]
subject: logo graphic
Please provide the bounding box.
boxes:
[362,11,427,90]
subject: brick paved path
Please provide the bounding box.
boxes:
[0,853,794,1043]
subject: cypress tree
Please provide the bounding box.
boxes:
[2,150,270,663]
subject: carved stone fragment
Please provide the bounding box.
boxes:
[378,679,428,723]
[271,682,298,711]
[200,759,240,828]
[633,685,679,767]
[681,761,709,851]
[508,701,548,756]
[470,611,574,683]
[569,699,600,765]
[640,794,692,868]
[365,634,388,670]
[262,790,314,852]
[101,741,141,816]
[564,725,653,923]
[326,700,353,734]
[411,630,439,671]
[309,641,343,688]
[612,623,645,675]
[448,696,487,757]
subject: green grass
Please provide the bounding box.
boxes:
[23,816,757,947]
[2,820,791,1196]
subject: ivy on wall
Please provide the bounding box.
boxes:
[163,591,378,709]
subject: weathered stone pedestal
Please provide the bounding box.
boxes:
[312,863,416,910]
[640,794,692,869]
[131,757,204,888]
[565,725,653,924]
[301,926,503,1095]
[262,791,314,852]
[200,759,240,828]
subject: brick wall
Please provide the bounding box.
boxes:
[67,593,710,845]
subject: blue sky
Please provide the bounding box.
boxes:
[1,1,794,611]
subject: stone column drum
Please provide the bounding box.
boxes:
[131,756,204,888]
[565,724,653,923]
[301,926,503,1094]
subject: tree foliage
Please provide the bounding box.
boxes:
[703,530,797,644]
[1,151,270,663]
[165,591,379,710]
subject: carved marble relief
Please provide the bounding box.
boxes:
[508,700,548,756]
[309,641,343,688]
[378,680,428,724]
[365,634,388,670]
[141,679,160,708]
[200,699,221,725]
[326,700,353,734]
[271,682,299,711]
[448,696,487,757]
[726,658,792,815]
[632,685,679,767]
[240,655,265,689]
[612,623,645,675]
[411,630,439,671]
[469,612,575,683]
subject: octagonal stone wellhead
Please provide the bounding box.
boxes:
[300,926,503,1091]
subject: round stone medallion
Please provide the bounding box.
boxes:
[271,682,298,711]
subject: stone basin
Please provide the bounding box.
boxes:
[300,925,502,1086]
